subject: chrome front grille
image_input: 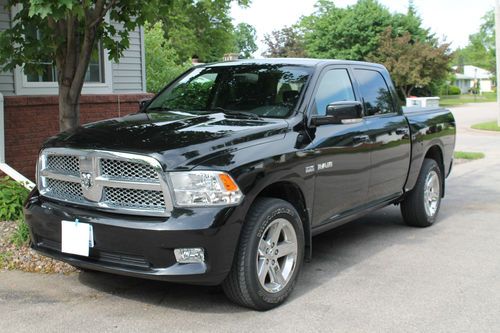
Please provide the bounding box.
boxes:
[47,155,80,175]
[46,178,85,202]
[101,159,159,182]
[104,187,165,210]
[38,148,173,217]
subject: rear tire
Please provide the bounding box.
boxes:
[222,198,304,310]
[401,158,443,227]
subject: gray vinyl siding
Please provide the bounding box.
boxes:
[0,0,15,96]
[111,24,145,93]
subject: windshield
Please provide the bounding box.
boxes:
[146,65,312,118]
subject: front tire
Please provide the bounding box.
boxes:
[222,198,304,310]
[401,158,443,227]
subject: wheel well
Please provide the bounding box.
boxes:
[424,145,445,196]
[255,182,311,259]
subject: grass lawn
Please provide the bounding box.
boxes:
[471,121,500,132]
[454,151,485,160]
[439,92,497,107]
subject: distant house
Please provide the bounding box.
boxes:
[223,53,240,61]
[0,0,151,178]
[453,65,493,94]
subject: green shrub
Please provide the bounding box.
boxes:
[0,176,30,221]
[0,177,31,247]
[448,85,461,95]
[11,218,30,247]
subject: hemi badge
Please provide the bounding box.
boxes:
[317,161,333,171]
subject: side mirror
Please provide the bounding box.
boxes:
[139,98,151,111]
[311,101,363,126]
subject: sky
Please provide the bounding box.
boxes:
[231,0,495,57]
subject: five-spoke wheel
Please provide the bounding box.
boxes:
[223,198,304,310]
[257,218,298,293]
[401,158,443,227]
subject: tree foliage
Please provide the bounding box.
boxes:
[161,0,249,63]
[144,22,190,93]
[454,10,495,73]
[300,0,392,60]
[297,0,450,96]
[390,0,432,43]
[299,0,431,61]
[368,27,452,97]
[262,26,306,58]
[233,23,257,58]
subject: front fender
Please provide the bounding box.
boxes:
[194,133,316,229]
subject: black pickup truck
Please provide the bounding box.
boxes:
[25,59,455,310]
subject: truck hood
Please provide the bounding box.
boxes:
[44,111,289,170]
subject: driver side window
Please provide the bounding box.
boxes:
[314,69,355,116]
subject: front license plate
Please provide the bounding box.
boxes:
[61,220,94,257]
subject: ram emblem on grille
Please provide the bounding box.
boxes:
[80,172,94,190]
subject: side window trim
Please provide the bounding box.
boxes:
[352,67,398,117]
[307,66,358,117]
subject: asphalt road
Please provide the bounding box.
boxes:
[1,103,499,332]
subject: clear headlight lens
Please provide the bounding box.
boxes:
[168,171,243,207]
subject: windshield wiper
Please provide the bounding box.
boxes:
[208,107,261,120]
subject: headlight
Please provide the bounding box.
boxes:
[168,171,243,207]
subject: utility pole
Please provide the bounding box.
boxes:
[496,0,500,126]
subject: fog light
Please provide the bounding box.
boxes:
[174,248,205,263]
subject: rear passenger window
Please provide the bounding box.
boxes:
[314,69,355,116]
[354,69,394,116]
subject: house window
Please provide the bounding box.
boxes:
[25,34,105,84]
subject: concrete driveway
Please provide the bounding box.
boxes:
[1,103,499,332]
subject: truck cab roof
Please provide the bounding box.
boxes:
[203,58,386,70]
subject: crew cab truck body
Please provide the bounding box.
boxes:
[25,59,456,310]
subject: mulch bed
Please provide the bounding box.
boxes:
[0,220,76,274]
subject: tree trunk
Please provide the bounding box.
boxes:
[401,86,415,97]
[54,10,101,132]
[56,30,96,132]
[58,84,80,132]
[400,87,407,99]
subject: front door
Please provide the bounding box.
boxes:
[307,67,371,226]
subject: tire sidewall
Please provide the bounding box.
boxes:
[245,201,305,307]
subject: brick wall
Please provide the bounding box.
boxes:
[3,93,153,180]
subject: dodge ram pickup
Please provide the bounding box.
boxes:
[25,59,456,310]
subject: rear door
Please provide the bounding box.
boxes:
[308,66,371,226]
[352,67,411,203]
